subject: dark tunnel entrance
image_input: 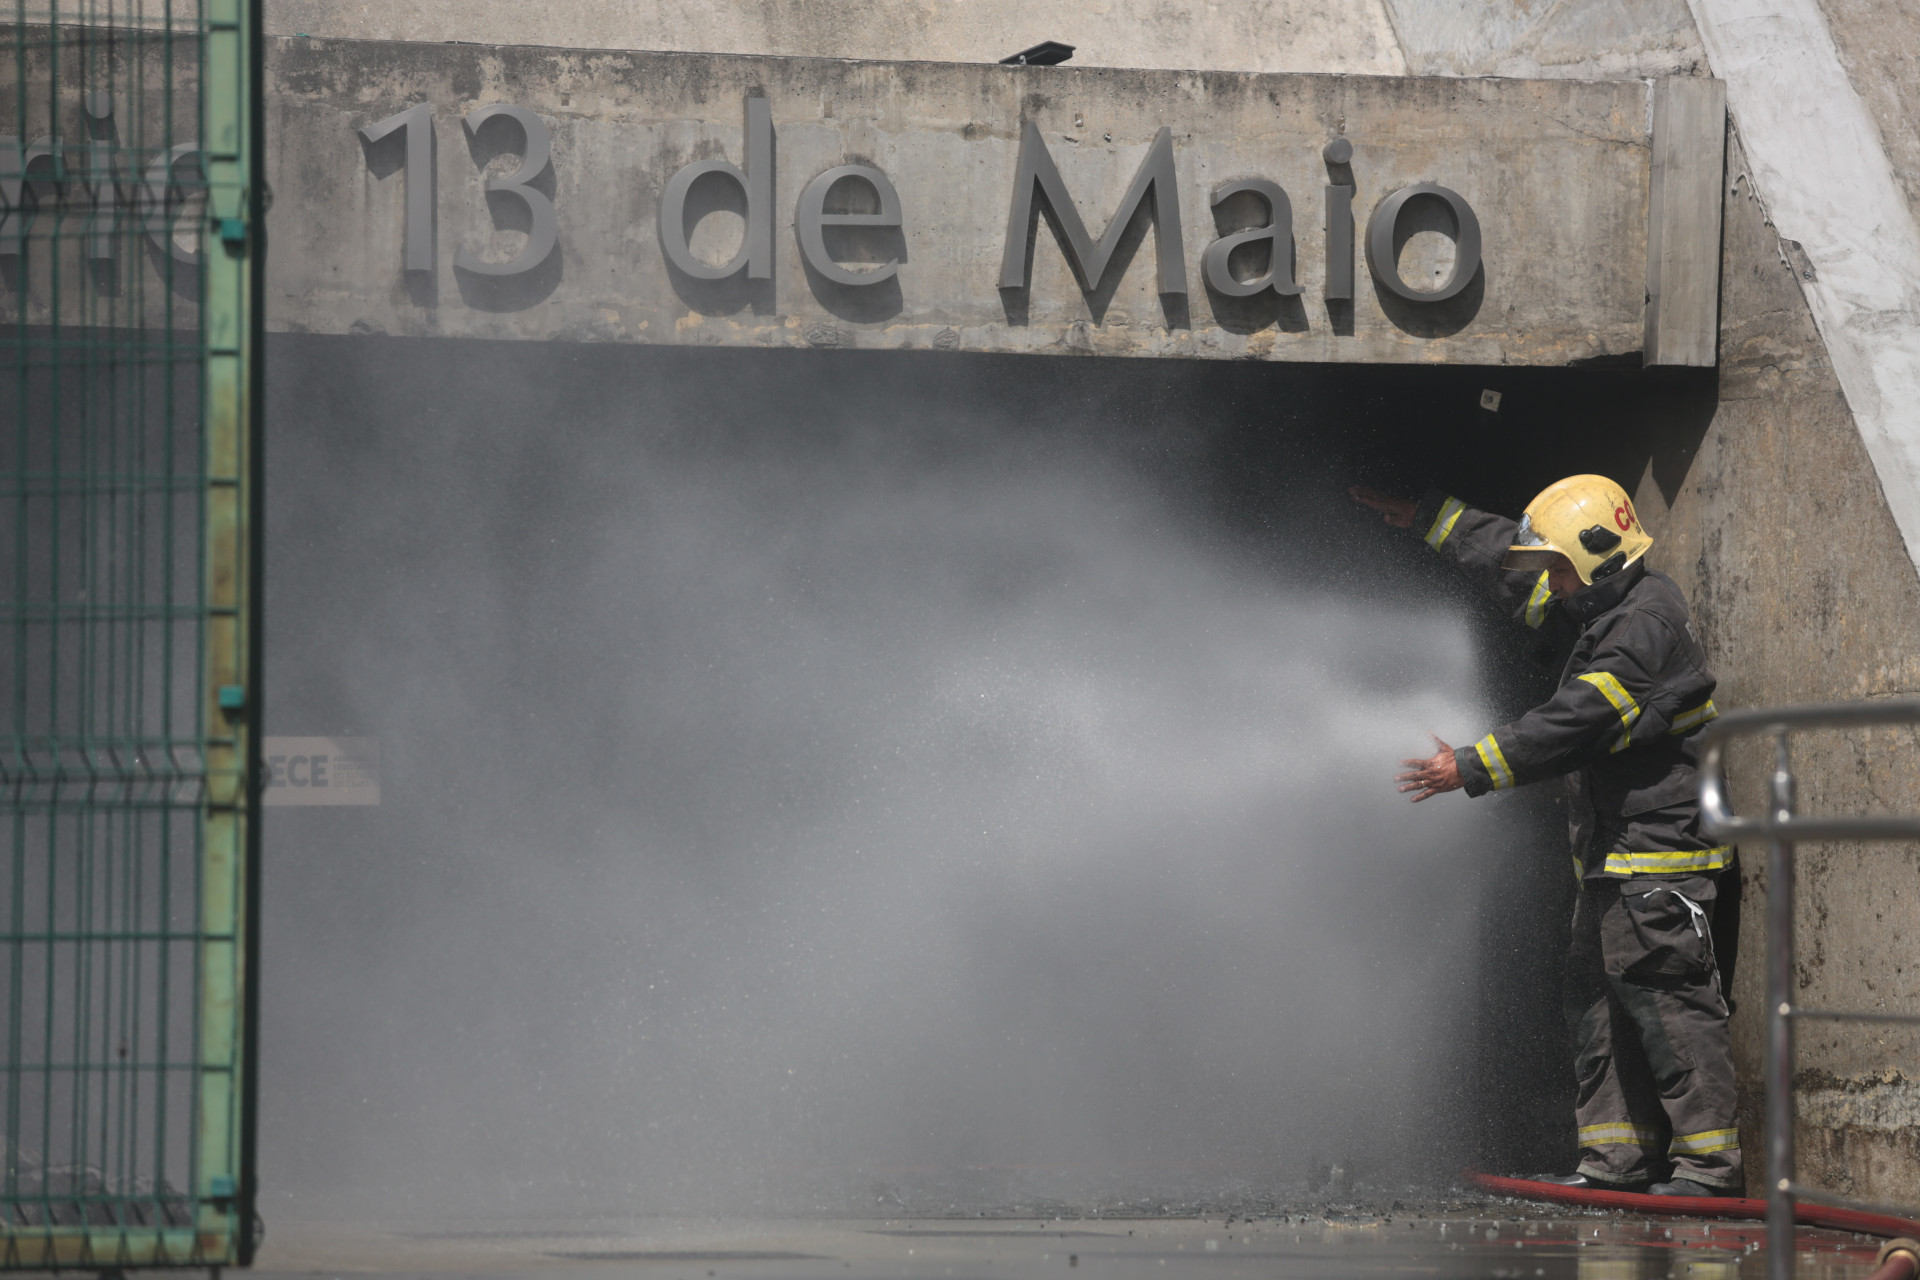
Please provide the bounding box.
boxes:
[262,336,1719,1217]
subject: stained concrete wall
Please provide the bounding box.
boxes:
[259,0,1407,76]
[1782,0,1920,1191]
[1383,0,1705,79]
[261,0,1705,82]
[1813,0,1920,247]
[1633,128,1920,1207]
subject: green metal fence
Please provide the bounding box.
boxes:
[2,0,261,1268]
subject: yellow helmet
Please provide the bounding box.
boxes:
[1502,474,1653,585]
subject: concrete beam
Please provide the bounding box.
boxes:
[1644,76,1726,367]
[241,39,1671,365]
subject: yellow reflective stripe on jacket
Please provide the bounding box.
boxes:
[1599,846,1734,876]
[1579,1122,1663,1149]
[1669,698,1719,734]
[1425,496,1466,549]
[1524,571,1553,629]
[1670,1128,1740,1155]
[1577,670,1641,752]
[1473,733,1515,790]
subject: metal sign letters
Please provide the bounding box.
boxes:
[345,93,1481,317]
[359,100,560,277]
[1000,122,1188,296]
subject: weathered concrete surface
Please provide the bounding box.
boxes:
[1385,0,1707,79]
[1685,0,1920,582]
[264,39,1659,364]
[1814,0,1920,239]
[250,1210,1860,1278]
[1634,129,1920,1208]
[259,0,1408,76]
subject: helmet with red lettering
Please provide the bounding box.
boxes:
[1501,474,1653,585]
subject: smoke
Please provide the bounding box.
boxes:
[261,341,1518,1219]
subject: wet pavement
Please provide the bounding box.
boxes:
[247,1204,1893,1280]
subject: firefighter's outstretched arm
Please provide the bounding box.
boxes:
[1349,485,1555,630]
[1451,616,1677,797]
[1393,668,1629,804]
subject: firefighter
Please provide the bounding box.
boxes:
[1350,475,1742,1197]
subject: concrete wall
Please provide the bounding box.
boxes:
[258,39,1667,366]
[1634,128,1920,1207]
[260,0,1706,83]
[1814,0,1920,245]
[1784,0,1920,1196]
[1384,0,1705,79]
[260,0,1407,76]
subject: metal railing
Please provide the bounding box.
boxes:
[1699,698,1920,1280]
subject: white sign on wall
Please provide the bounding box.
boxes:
[262,737,380,806]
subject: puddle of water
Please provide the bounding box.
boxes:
[256,1211,1893,1279]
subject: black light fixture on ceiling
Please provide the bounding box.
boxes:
[1000,41,1075,65]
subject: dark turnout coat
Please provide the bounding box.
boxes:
[1412,490,1728,880]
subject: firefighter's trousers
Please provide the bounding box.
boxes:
[1565,874,1743,1189]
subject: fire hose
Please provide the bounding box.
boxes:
[1871,1240,1920,1280]
[1467,1171,1920,1259]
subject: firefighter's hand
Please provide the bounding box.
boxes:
[1397,735,1463,803]
[1349,485,1416,528]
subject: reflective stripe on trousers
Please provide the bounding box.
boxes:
[1670,1128,1740,1155]
[1578,1122,1662,1149]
